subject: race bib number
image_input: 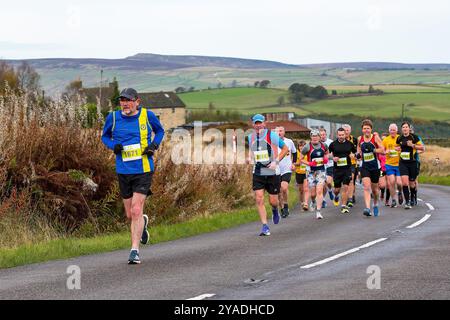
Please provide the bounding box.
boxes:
[389,150,398,158]
[400,152,411,160]
[121,144,143,162]
[363,153,375,162]
[254,150,270,163]
[314,157,324,166]
[337,157,348,167]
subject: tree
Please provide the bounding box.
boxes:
[288,92,303,104]
[288,83,302,93]
[310,85,329,99]
[16,61,40,92]
[259,80,270,88]
[175,87,186,93]
[254,81,260,88]
[368,85,375,93]
[188,86,195,92]
[277,96,285,106]
[0,61,19,93]
[208,102,215,111]
[332,90,338,95]
[109,77,120,107]
[63,79,83,100]
[217,82,223,89]
[288,83,312,96]
[231,80,238,88]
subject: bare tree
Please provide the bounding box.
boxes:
[16,61,40,92]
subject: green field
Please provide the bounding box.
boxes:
[303,93,450,122]
[179,87,301,115]
[180,87,450,122]
[39,66,450,95]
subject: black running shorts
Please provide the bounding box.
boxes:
[253,174,281,195]
[118,172,153,199]
[295,173,306,185]
[280,173,292,183]
[333,167,352,188]
[360,167,380,184]
[399,161,418,181]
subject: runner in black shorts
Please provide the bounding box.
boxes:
[357,119,385,217]
[248,114,289,236]
[328,128,357,214]
[342,124,358,207]
[396,122,424,209]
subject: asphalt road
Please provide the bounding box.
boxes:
[0,184,449,300]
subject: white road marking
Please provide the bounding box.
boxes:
[187,293,216,300]
[406,214,432,229]
[417,198,423,202]
[300,238,388,269]
[425,203,435,211]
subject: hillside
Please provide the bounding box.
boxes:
[3,53,450,95]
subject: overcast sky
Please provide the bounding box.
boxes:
[1,0,449,64]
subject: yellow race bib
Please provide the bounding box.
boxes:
[337,157,348,167]
[254,150,270,162]
[400,152,411,160]
[363,153,375,162]
[121,144,142,162]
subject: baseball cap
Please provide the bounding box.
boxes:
[119,88,139,100]
[252,114,265,124]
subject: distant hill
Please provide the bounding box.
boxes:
[5,53,299,70]
[3,53,450,94]
[6,54,450,70]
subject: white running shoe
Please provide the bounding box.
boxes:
[316,211,323,220]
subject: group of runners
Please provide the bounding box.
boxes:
[248,114,425,236]
[100,91,426,263]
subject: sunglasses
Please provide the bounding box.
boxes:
[119,97,135,102]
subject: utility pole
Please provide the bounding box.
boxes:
[98,69,103,117]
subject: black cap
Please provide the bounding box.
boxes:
[119,88,138,100]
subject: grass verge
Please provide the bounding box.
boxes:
[0,186,300,269]
[419,175,450,187]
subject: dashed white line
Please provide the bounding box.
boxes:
[425,202,435,211]
[187,293,216,300]
[300,238,388,269]
[406,214,432,229]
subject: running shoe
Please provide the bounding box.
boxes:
[259,224,271,236]
[322,200,327,208]
[340,206,350,214]
[272,208,280,224]
[385,200,390,207]
[405,201,412,210]
[310,201,316,212]
[391,199,397,208]
[398,192,404,205]
[128,250,141,265]
[281,207,289,218]
[140,214,150,245]
[328,190,334,201]
[363,208,372,217]
[373,206,379,217]
[347,200,354,208]
[333,195,340,207]
[302,203,309,211]
[316,211,323,220]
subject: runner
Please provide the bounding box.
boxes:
[294,140,310,211]
[378,132,388,206]
[320,128,334,208]
[101,88,165,264]
[356,119,385,217]
[248,114,289,236]
[395,122,424,209]
[275,126,297,218]
[301,130,329,220]
[328,128,357,214]
[342,124,359,208]
[411,125,425,206]
[382,124,403,208]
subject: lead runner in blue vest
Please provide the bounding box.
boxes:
[101,88,165,264]
[247,114,289,236]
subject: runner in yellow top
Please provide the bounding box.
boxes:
[294,140,309,211]
[382,123,403,208]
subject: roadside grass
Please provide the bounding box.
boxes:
[0,185,300,269]
[419,176,450,187]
